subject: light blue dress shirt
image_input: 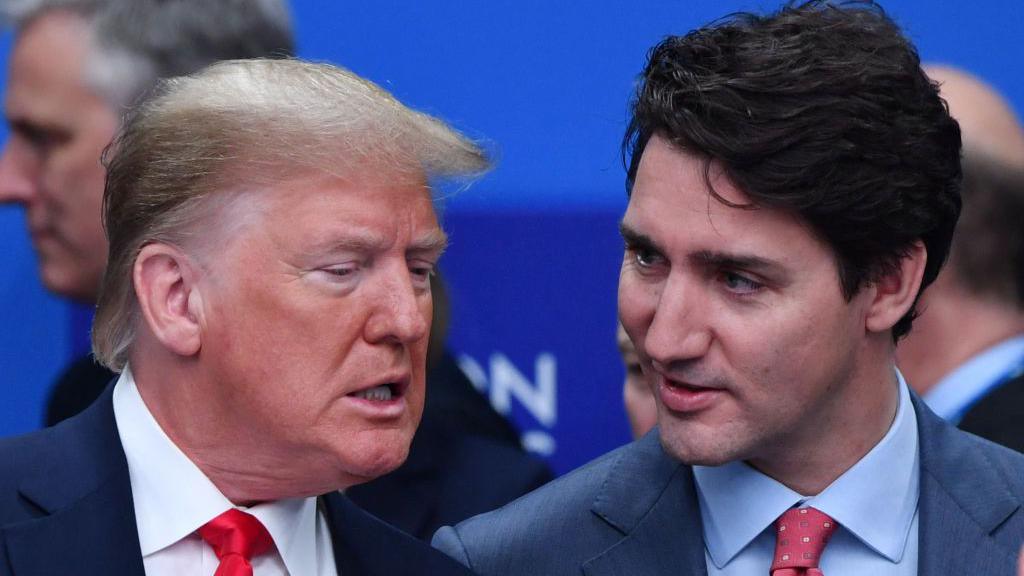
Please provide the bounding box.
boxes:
[923,335,1024,423]
[693,373,919,575]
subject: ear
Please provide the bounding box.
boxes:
[133,243,204,358]
[864,241,927,334]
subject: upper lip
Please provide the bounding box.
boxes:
[655,371,723,391]
[348,371,412,397]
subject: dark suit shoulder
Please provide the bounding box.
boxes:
[348,413,553,540]
[434,432,684,576]
[959,372,1024,453]
[44,354,116,427]
[0,385,125,527]
[322,492,477,575]
[0,426,70,522]
[454,435,632,529]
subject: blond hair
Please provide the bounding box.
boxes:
[93,58,489,370]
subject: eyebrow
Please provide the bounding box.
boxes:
[310,229,449,257]
[620,222,789,280]
[691,250,785,276]
[408,229,449,257]
[619,222,661,253]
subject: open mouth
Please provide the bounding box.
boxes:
[666,380,706,392]
[348,375,411,403]
[351,383,399,402]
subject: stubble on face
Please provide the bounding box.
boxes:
[619,135,895,493]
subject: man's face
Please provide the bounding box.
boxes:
[195,170,442,489]
[0,11,117,302]
[618,135,873,467]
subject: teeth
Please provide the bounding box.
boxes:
[354,384,393,401]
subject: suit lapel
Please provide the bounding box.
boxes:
[914,395,1021,576]
[582,432,708,576]
[1,384,145,576]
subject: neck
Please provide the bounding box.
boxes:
[899,289,1024,395]
[748,347,900,495]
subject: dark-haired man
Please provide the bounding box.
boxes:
[434,2,1024,574]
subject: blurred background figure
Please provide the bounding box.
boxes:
[348,273,553,540]
[898,65,1024,452]
[0,0,294,426]
[616,322,656,439]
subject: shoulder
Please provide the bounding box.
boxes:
[958,372,1024,452]
[0,425,71,521]
[955,430,1024,495]
[919,395,1024,491]
[918,406,1024,548]
[444,435,553,490]
[321,492,477,576]
[45,354,116,426]
[432,435,678,576]
[0,386,123,526]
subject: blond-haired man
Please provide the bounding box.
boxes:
[0,58,485,576]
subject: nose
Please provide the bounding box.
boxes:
[643,273,712,369]
[0,137,40,204]
[363,266,430,346]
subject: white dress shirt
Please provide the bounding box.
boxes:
[112,367,339,576]
[693,371,919,575]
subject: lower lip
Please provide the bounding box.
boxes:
[658,378,723,413]
[343,394,407,419]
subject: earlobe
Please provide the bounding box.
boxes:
[133,243,203,358]
[864,242,927,333]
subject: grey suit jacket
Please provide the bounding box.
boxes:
[433,395,1024,575]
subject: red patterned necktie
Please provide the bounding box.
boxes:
[770,506,838,576]
[198,509,275,576]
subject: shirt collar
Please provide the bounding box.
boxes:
[112,368,321,575]
[923,334,1024,422]
[693,371,919,568]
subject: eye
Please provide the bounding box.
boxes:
[628,245,664,269]
[408,260,436,289]
[13,123,68,159]
[321,265,357,278]
[721,271,763,294]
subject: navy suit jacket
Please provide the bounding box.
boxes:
[434,394,1024,575]
[349,352,553,540]
[0,385,477,576]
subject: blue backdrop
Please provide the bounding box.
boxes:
[1,0,1022,475]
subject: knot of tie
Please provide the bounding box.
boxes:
[198,509,274,576]
[770,506,837,576]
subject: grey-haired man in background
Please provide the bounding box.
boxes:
[0,0,294,425]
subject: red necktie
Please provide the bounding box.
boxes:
[198,509,275,576]
[770,506,838,576]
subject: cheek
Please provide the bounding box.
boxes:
[618,276,655,338]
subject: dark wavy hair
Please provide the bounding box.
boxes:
[624,0,962,340]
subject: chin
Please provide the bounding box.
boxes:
[658,429,741,467]
[40,267,97,303]
[338,438,412,486]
